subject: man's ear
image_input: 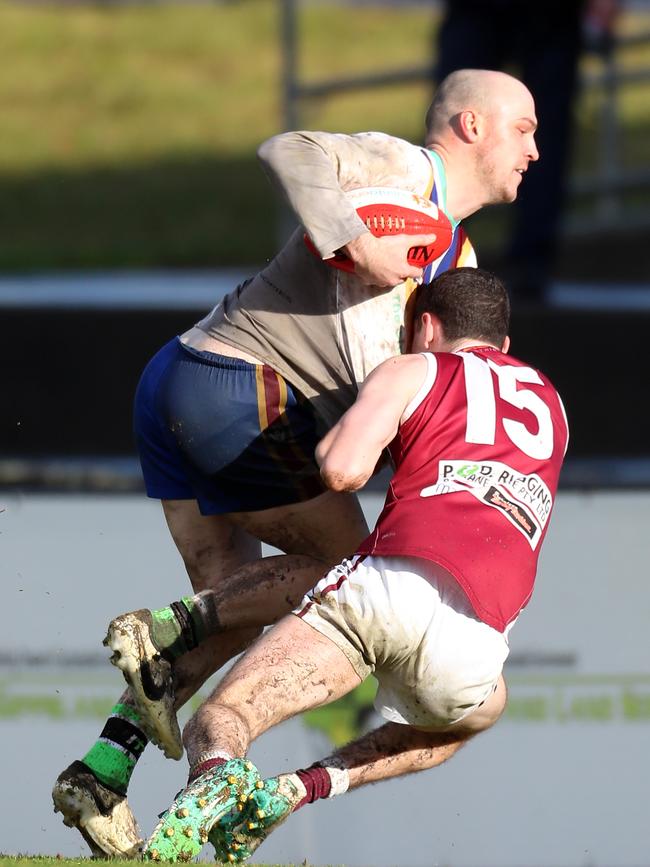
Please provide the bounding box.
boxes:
[421,312,448,351]
[457,109,482,142]
[501,335,511,354]
[411,312,432,351]
[421,312,437,348]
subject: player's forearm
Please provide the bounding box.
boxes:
[257,131,368,257]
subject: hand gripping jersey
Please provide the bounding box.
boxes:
[198,131,476,433]
[357,347,569,632]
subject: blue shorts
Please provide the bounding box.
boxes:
[133,338,326,514]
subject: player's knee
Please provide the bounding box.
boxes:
[433,678,495,727]
[417,669,505,730]
[446,674,507,734]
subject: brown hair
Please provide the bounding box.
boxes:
[414,267,510,346]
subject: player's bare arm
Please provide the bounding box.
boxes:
[316,353,428,491]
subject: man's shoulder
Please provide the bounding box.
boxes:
[368,354,430,408]
[342,130,426,164]
[373,352,429,379]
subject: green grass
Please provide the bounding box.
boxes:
[0,861,145,867]
[0,0,649,270]
[0,859,299,867]
[0,0,440,270]
[0,858,294,867]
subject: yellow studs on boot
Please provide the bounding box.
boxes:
[176,807,189,819]
[149,850,160,861]
[227,775,238,785]
[183,827,193,838]
[255,780,264,789]
[165,827,175,837]
[256,809,266,819]
[197,798,207,808]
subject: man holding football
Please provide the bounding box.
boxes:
[53,69,539,856]
[139,266,568,863]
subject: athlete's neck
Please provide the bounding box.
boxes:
[426,143,484,222]
[451,340,499,353]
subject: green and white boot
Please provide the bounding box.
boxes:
[52,761,142,858]
[143,758,261,862]
[209,773,307,863]
[104,609,182,760]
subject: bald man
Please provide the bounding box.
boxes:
[53,69,538,858]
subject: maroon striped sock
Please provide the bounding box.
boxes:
[188,757,226,784]
[293,766,331,811]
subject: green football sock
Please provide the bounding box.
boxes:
[149,592,222,661]
[149,604,190,659]
[82,703,148,796]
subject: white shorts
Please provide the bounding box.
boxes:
[296,555,511,729]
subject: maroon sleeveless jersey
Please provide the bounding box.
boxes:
[357,347,569,631]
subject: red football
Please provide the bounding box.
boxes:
[304,186,453,274]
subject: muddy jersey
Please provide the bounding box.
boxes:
[358,348,569,632]
[198,131,476,432]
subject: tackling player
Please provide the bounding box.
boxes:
[140,266,568,862]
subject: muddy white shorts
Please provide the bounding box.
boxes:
[295,555,511,728]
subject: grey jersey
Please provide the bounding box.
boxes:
[198,131,476,432]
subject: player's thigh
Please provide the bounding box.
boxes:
[209,614,362,737]
[228,488,369,564]
[162,498,261,592]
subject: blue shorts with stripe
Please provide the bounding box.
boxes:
[133,338,326,514]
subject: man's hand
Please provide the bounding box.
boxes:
[342,232,437,288]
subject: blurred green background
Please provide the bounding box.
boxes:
[1,0,649,275]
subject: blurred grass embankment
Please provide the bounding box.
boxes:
[0,0,649,277]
